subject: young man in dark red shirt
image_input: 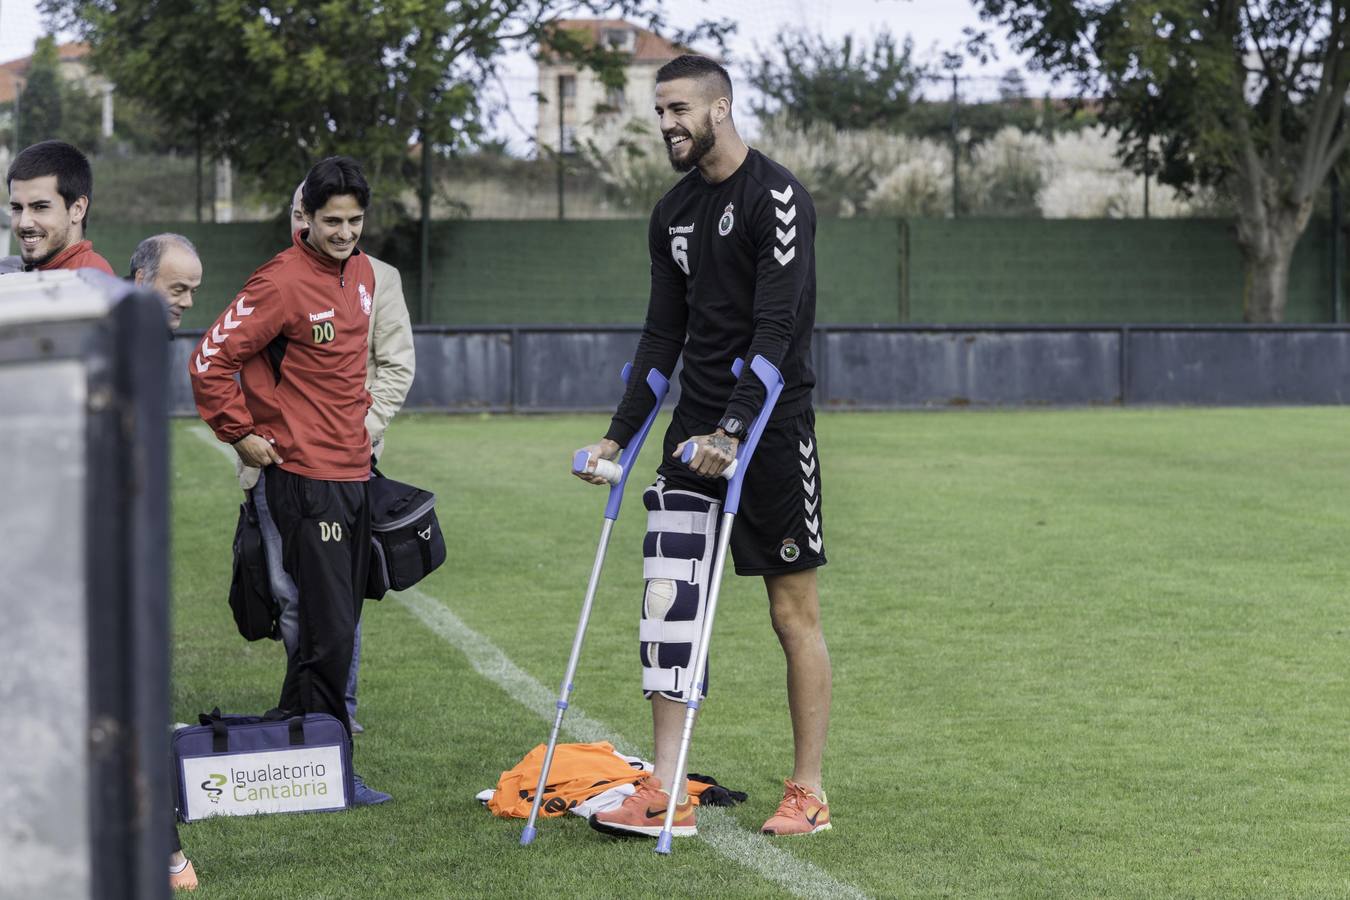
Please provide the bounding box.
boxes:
[6,140,115,275]
[190,156,389,805]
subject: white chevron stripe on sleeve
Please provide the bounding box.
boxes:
[776,225,796,246]
[774,246,797,266]
[775,205,797,225]
[770,185,794,204]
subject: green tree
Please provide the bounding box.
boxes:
[973,1,1350,322]
[16,36,63,149]
[999,66,1030,102]
[748,28,927,131]
[56,75,105,154]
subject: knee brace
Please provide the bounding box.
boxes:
[639,480,720,702]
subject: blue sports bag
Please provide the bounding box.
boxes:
[173,710,352,822]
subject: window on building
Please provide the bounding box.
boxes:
[602,28,636,53]
[559,74,576,103]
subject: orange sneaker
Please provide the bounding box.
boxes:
[761,780,831,835]
[588,776,697,838]
[169,859,198,891]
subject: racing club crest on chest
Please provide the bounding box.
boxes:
[359,282,373,316]
[718,203,735,237]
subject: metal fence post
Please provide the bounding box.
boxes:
[1119,325,1131,406]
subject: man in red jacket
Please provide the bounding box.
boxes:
[190,155,390,805]
[6,140,115,274]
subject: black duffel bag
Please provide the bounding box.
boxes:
[365,467,446,599]
[229,496,280,640]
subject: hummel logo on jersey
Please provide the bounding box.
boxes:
[771,185,797,266]
[309,309,335,322]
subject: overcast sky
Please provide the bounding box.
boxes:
[0,0,1054,151]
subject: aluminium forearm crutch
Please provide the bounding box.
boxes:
[519,363,670,846]
[656,354,785,855]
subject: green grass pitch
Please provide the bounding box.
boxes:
[169,407,1350,898]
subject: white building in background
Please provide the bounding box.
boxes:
[535,19,687,155]
[0,42,116,138]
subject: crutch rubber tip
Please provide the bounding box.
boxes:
[655,832,673,854]
[520,826,537,846]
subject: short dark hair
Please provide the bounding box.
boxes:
[655,55,733,103]
[7,140,94,213]
[129,233,198,281]
[300,157,370,215]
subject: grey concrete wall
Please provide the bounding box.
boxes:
[170,325,1350,417]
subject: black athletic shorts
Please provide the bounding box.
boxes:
[655,405,826,576]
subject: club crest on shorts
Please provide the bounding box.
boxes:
[779,538,800,562]
[718,203,735,236]
[359,283,373,316]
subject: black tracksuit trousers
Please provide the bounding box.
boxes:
[265,467,370,738]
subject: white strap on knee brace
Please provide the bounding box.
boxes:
[642,664,688,695]
[639,618,701,643]
[646,509,711,535]
[643,556,699,583]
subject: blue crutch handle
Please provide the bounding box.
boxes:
[598,365,669,520]
[680,355,783,515]
[571,366,669,502]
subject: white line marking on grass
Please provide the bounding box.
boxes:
[400,587,870,900]
[184,425,870,899]
[399,586,617,747]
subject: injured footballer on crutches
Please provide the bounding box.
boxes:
[573,53,833,842]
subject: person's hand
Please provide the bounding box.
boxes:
[674,430,739,478]
[574,438,621,485]
[235,457,261,491]
[233,434,283,468]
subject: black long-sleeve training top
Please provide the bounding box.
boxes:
[605,148,817,447]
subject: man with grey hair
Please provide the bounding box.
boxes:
[129,233,202,329]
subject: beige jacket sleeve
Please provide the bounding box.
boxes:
[364,255,416,448]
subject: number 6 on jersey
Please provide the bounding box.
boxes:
[670,236,690,275]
